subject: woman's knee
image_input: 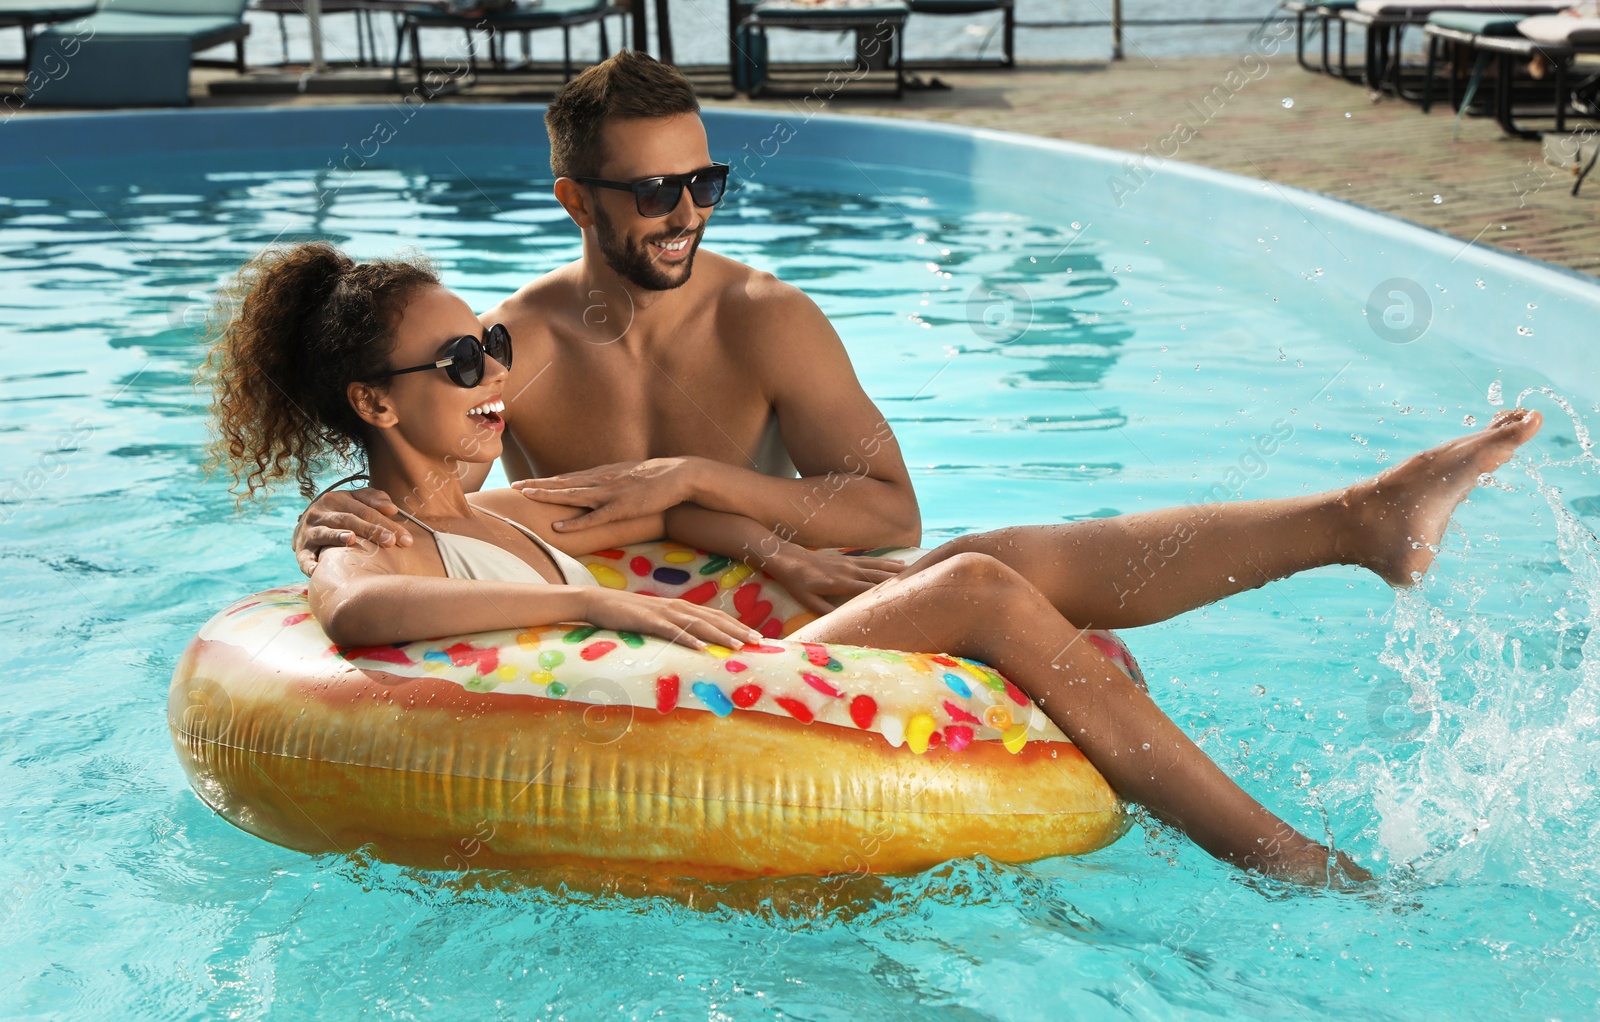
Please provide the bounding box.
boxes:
[920,551,1047,614]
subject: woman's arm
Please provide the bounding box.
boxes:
[308,540,760,650]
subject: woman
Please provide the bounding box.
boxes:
[207,243,1541,887]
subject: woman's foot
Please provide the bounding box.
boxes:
[1342,408,1544,587]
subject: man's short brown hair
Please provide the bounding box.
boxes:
[545,50,701,179]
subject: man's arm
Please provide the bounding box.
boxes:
[663,504,908,615]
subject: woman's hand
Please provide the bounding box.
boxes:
[294,488,413,576]
[513,458,699,532]
[582,589,763,651]
[760,546,908,615]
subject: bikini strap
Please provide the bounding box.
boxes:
[474,506,543,543]
[391,507,439,536]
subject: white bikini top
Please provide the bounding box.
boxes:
[393,506,598,588]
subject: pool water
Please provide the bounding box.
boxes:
[4,116,1600,1019]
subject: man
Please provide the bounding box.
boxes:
[296,50,920,608]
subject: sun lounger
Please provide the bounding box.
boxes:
[0,0,95,68]
[25,0,250,106]
[393,0,627,89]
[1283,0,1363,79]
[1340,0,1574,95]
[735,0,910,98]
[253,0,383,66]
[1422,9,1598,136]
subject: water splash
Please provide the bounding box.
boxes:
[1362,389,1600,895]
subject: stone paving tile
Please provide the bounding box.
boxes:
[701,55,1600,276]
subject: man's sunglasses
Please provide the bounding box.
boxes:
[369,323,513,389]
[573,163,730,218]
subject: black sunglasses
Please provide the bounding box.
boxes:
[369,323,512,389]
[573,163,730,218]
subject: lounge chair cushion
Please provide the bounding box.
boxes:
[45,8,245,42]
[1517,12,1600,42]
[408,0,606,23]
[1356,0,1573,15]
[908,0,1010,11]
[0,0,95,21]
[752,0,909,15]
[1427,9,1526,31]
[115,0,246,15]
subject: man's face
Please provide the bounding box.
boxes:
[587,112,715,292]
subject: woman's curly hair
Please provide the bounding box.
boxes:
[201,242,439,502]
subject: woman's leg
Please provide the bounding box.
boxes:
[792,552,1370,885]
[918,409,1542,630]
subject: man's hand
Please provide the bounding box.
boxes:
[513,458,699,532]
[759,547,908,615]
[294,487,413,576]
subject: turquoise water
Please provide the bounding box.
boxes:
[4,135,1600,1019]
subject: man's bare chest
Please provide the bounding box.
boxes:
[504,356,774,475]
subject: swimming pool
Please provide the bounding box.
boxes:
[3,105,1599,1019]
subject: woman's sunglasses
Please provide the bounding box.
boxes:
[369,323,512,389]
[573,163,730,219]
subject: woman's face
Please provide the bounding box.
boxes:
[361,284,508,468]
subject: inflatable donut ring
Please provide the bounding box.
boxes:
[169,542,1145,881]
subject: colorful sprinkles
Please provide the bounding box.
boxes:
[220,543,1146,759]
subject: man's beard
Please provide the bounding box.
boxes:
[593,203,703,292]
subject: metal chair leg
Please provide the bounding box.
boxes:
[1002,2,1013,68]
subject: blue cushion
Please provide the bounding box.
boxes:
[0,0,95,17]
[753,0,909,16]
[410,0,606,23]
[1427,10,1522,34]
[114,0,247,17]
[44,9,243,37]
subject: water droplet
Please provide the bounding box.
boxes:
[1253,684,1267,696]
[1351,433,1368,446]
[1029,256,1036,263]
[1344,111,1352,118]
[1475,279,1486,289]
[1517,326,1533,337]
[1463,414,1477,427]
[1527,302,1537,310]
[1070,221,1082,230]
[1281,98,1295,108]
[1487,380,1504,405]
[1121,298,1131,306]
[1315,268,1324,276]
[1432,194,1443,204]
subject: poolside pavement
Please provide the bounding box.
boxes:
[6,51,1596,276]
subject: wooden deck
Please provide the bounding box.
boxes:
[7,50,1597,276]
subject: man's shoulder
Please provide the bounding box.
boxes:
[480,262,580,330]
[700,250,816,320]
